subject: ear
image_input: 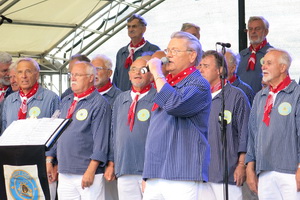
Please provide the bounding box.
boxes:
[107,69,113,77]
[142,26,146,34]
[264,28,269,37]
[189,51,197,64]
[89,74,95,83]
[280,64,288,73]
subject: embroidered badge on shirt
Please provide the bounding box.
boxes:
[137,109,150,122]
[76,109,88,121]
[219,110,232,124]
[278,102,292,116]
[260,57,264,66]
[29,107,41,118]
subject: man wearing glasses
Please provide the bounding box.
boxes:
[91,54,121,107]
[47,61,111,199]
[1,57,60,200]
[105,55,156,200]
[237,16,273,94]
[112,13,160,92]
[91,54,121,200]
[142,31,211,199]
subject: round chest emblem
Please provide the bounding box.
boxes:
[219,110,232,124]
[278,102,292,116]
[76,109,88,121]
[137,109,150,122]
[29,107,41,118]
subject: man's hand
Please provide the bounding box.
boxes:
[104,161,116,182]
[81,160,100,189]
[234,164,246,186]
[246,162,258,194]
[81,170,95,189]
[46,157,58,183]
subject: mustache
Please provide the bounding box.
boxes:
[71,81,78,85]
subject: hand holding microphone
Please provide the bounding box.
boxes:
[141,57,169,74]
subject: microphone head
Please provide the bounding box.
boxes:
[161,57,169,64]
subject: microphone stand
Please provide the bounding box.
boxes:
[218,44,229,200]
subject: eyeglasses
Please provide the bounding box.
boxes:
[95,67,109,71]
[129,67,145,73]
[164,49,193,56]
[68,73,92,78]
[127,24,143,29]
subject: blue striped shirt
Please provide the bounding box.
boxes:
[246,80,300,175]
[48,90,111,175]
[111,88,156,177]
[208,84,250,184]
[232,76,255,105]
[143,70,211,181]
[1,85,60,131]
[237,43,273,93]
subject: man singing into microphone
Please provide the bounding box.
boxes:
[142,31,211,199]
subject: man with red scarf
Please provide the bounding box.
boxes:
[198,50,250,200]
[112,13,159,92]
[1,57,60,200]
[142,31,211,200]
[246,48,300,199]
[91,54,121,200]
[92,54,121,107]
[237,16,273,94]
[47,61,111,199]
[105,56,155,200]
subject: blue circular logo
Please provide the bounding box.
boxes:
[10,170,39,200]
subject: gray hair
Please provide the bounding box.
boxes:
[267,48,292,70]
[225,49,240,67]
[202,50,228,78]
[9,62,17,71]
[248,16,269,30]
[127,13,147,26]
[171,31,202,66]
[74,61,96,75]
[15,58,40,71]
[91,54,113,70]
[181,23,200,32]
[0,52,12,64]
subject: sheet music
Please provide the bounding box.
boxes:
[0,118,69,147]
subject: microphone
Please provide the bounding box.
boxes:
[141,57,169,74]
[0,15,13,23]
[216,42,231,48]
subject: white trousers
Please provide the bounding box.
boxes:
[105,179,119,200]
[198,182,242,200]
[49,181,57,200]
[117,175,143,200]
[258,171,300,200]
[143,178,200,200]
[57,173,104,200]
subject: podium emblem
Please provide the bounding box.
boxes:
[10,169,39,200]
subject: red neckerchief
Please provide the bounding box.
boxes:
[124,38,146,69]
[18,82,39,119]
[247,39,267,71]
[0,85,9,102]
[66,86,95,119]
[97,79,113,93]
[263,75,291,126]
[128,84,151,131]
[228,74,237,84]
[152,66,196,111]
